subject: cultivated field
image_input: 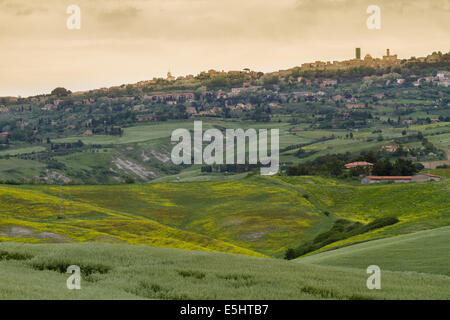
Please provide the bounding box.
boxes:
[298,227,450,276]
[1,170,449,258]
[2,119,448,183]
[0,239,449,300]
[0,170,448,300]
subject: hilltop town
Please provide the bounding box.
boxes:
[300,48,440,71]
[0,49,448,184]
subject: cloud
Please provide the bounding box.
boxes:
[0,0,448,96]
[97,5,141,24]
[0,0,48,16]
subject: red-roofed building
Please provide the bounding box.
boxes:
[362,176,412,184]
[345,161,374,170]
[362,173,441,184]
[381,145,398,153]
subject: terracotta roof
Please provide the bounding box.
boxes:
[424,173,440,178]
[366,176,412,180]
[345,161,374,168]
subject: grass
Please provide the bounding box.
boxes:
[286,217,399,259]
[274,173,450,253]
[0,170,448,300]
[0,241,448,300]
[297,227,450,276]
[0,159,45,180]
[19,176,323,257]
[0,146,46,156]
[1,170,449,258]
[0,185,261,257]
[2,120,447,184]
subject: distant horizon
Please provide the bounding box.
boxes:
[1,0,448,97]
[2,48,448,99]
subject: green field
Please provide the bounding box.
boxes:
[0,239,448,300]
[275,173,450,253]
[0,159,45,181]
[1,170,449,299]
[298,227,450,276]
[1,170,449,258]
[1,119,448,184]
[0,146,46,156]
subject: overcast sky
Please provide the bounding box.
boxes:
[0,0,449,97]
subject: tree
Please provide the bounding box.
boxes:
[372,159,393,176]
[417,131,424,140]
[285,248,297,260]
[362,150,377,163]
[326,159,343,176]
[391,158,417,176]
[207,76,229,89]
[51,87,71,97]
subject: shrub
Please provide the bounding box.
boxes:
[0,250,33,261]
[285,217,399,260]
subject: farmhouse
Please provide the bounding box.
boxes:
[41,104,56,111]
[320,79,338,87]
[230,87,249,95]
[362,176,412,184]
[412,174,441,182]
[345,161,374,170]
[437,70,450,79]
[186,107,197,115]
[362,174,441,184]
[381,145,398,153]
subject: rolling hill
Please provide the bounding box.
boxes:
[0,169,449,258]
[297,226,450,276]
[0,240,449,300]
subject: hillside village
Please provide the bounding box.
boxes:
[0,49,448,184]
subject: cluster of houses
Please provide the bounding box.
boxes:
[300,49,444,73]
[183,103,254,116]
[413,71,450,87]
[343,161,442,184]
[145,92,195,103]
[380,145,411,153]
[301,49,402,71]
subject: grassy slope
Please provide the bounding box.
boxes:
[275,171,450,253]
[0,185,261,257]
[0,242,448,300]
[1,120,448,183]
[23,176,324,257]
[297,226,450,276]
[1,169,449,258]
[0,159,45,180]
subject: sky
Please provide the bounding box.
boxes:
[0,0,449,97]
